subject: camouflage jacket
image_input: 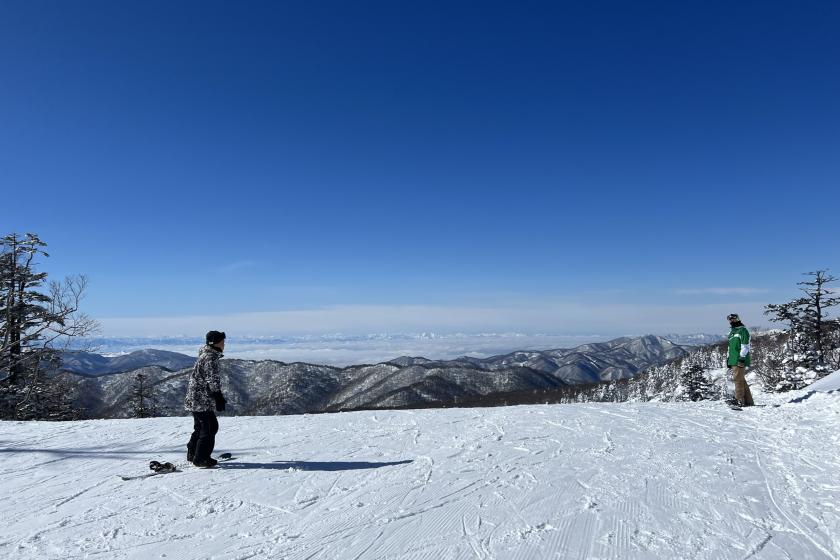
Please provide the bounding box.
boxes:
[184,345,223,412]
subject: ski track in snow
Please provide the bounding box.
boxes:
[0,389,839,560]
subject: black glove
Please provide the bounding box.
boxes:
[211,391,226,412]
[737,359,746,366]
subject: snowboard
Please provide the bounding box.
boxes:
[119,453,235,480]
[119,461,178,481]
[726,403,763,411]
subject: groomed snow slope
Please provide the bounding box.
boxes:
[1,383,838,559]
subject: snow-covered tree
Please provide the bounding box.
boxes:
[679,361,713,401]
[764,270,839,390]
[824,319,840,370]
[12,351,80,420]
[0,233,99,419]
[0,233,52,384]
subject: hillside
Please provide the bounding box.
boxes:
[569,329,840,404]
[1,377,837,559]
[58,335,689,418]
[58,349,196,376]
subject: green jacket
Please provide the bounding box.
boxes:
[727,325,751,367]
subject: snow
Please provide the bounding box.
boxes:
[1,386,839,559]
[808,369,840,393]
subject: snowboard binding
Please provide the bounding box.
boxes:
[149,461,177,473]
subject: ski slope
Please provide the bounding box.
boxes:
[1,379,838,559]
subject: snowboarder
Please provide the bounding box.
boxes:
[185,330,228,467]
[726,314,754,407]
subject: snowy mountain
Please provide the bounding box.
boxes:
[59,349,196,376]
[659,332,726,346]
[2,378,837,559]
[59,335,691,418]
[455,335,689,383]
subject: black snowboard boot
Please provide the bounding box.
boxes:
[187,444,195,463]
[193,457,218,468]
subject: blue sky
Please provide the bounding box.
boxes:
[2,1,838,337]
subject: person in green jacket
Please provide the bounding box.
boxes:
[727,313,754,406]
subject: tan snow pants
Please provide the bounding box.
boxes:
[731,364,754,406]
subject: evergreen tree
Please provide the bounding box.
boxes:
[797,270,839,365]
[0,233,98,419]
[131,373,157,418]
[680,361,713,401]
[0,233,52,383]
[764,270,840,390]
[14,351,80,420]
[825,319,840,369]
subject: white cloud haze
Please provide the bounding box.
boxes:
[98,300,771,339]
[675,287,771,296]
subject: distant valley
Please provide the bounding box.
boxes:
[59,335,693,418]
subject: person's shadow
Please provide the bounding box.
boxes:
[220,459,413,471]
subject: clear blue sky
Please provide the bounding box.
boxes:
[2,1,838,336]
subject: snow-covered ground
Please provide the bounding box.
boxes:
[1,377,838,559]
[807,369,840,393]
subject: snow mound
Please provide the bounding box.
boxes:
[808,369,840,393]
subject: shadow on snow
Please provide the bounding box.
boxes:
[0,446,414,471]
[221,460,413,471]
[0,446,185,459]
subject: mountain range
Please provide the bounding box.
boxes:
[58,349,197,376]
[59,335,691,418]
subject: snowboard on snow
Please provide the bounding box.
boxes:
[119,461,178,481]
[725,402,764,411]
[118,453,235,480]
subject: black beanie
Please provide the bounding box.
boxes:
[206,330,226,345]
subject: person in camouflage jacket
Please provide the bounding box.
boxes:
[727,314,754,406]
[185,331,228,467]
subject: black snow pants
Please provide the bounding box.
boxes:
[187,411,219,463]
